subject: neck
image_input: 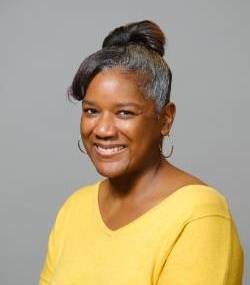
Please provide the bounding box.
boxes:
[105,157,169,202]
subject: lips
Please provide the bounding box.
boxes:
[94,143,127,156]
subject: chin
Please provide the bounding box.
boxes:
[94,162,130,178]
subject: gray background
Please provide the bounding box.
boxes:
[1,0,249,284]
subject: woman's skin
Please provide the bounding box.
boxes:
[80,68,205,230]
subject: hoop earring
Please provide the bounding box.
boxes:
[78,138,87,154]
[160,133,174,159]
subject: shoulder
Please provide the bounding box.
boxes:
[54,180,101,219]
[64,180,100,207]
[169,184,231,221]
[163,165,231,220]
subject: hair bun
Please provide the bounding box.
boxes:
[102,20,166,56]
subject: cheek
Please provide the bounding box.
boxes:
[120,118,160,145]
[117,120,142,140]
[80,117,93,138]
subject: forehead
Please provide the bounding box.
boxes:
[85,68,150,105]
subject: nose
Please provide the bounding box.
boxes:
[93,112,118,140]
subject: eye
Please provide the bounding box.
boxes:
[83,108,99,116]
[117,110,135,118]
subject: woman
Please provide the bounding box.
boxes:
[39,20,244,284]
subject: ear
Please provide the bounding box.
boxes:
[160,102,176,136]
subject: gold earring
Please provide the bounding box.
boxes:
[160,133,174,159]
[78,139,87,154]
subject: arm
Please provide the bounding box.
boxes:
[157,215,243,285]
[39,225,57,285]
[39,196,72,285]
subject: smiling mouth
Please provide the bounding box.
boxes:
[94,143,127,156]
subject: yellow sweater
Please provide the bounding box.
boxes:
[39,181,244,285]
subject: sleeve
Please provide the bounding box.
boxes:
[39,225,57,285]
[157,215,244,285]
[39,197,72,285]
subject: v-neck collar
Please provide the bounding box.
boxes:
[92,180,209,236]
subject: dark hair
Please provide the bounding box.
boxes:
[68,20,172,112]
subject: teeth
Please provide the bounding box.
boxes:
[95,145,125,155]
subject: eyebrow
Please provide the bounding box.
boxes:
[82,99,141,108]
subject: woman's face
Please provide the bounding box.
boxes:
[80,69,167,178]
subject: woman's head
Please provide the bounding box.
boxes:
[68,20,172,113]
[69,20,176,178]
